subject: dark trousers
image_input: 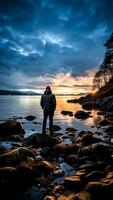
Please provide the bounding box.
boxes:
[42,110,54,134]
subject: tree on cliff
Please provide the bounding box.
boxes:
[93,32,113,91]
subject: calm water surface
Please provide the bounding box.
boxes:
[0,95,103,137]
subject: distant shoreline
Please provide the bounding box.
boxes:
[0,90,87,96]
[0,94,86,96]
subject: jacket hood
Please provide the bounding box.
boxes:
[44,89,52,95]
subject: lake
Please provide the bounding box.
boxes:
[0,95,103,137]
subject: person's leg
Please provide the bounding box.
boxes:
[49,111,54,135]
[42,111,48,134]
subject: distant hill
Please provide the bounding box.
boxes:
[0,90,41,95]
[0,90,87,96]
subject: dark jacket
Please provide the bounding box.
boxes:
[40,90,56,112]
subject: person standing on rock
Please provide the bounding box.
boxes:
[40,86,56,135]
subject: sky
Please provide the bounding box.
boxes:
[0,0,113,94]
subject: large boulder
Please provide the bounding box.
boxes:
[53,143,78,155]
[8,134,23,142]
[0,147,35,167]
[24,133,61,147]
[74,110,90,119]
[0,165,35,199]
[64,175,82,190]
[91,142,112,159]
[0,120,25,138]
[85,172,113,200]
[85,171,105,183]
[81,133,101,145]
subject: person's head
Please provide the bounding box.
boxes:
[46,86,51,91]
[44,86,52,94]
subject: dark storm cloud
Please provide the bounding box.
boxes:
[0,0,113,89]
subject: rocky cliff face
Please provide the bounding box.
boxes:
[93,79,113,112]
[95,79,113,98]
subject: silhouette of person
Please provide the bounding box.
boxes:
[40,86,56,134]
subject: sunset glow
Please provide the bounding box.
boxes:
[51,70,95,94]
[13,69,95,95]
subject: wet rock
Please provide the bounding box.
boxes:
[58,193,83,200]
[53,125,61,131]
[95,131,101,135]
[0,144,7,155]
[66,155,81,165]
[64,175,82,190]
[25,115,36,121]
[0,120,25,138]
[13,116,23,120]
[85,171,105,182]
[91,142,112,159]
[82,102,100,110]
[53,169,64,177]
[52,184,64,194]
[76,169,88,179]
[53,143,78,155]
[24,133,61,147]
[79,130,93,138]
[97,111,106,115]
[38,160,61,174]
[61,110,73,116]
[85,172,113,200]
[65,127,77,132]
[105,125,113,133]
[78,163,96,171]
[68,133,76,137]
[15,164,35,190]
[8,134,23,142]
[39,147,51,157]
[23,186,47,200]
[67,99,79,103]
[74,110,90,119]
[78,146,92,157]
[44,196,55,200]
[62,135,70,139]
[0,147,35,167]
[99,119,110,126]
[78,131,86,137]
[81,133,100,145]
[0,165,35,199]
[12,142,22,148]
[105,113,113,118]
[82,133,93,145]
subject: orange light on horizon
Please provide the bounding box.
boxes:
[51,70,95,95]
[18,69,95,95]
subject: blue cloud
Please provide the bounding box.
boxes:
[0,0,113,89]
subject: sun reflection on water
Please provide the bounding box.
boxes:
[18,95,103,129]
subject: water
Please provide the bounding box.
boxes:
[0,95,103,137]
[0,95,105,195]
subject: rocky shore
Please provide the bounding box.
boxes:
[0,109,113,200]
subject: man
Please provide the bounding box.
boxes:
[40,86,56,134]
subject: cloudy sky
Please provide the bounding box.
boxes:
[0,0,113,94]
